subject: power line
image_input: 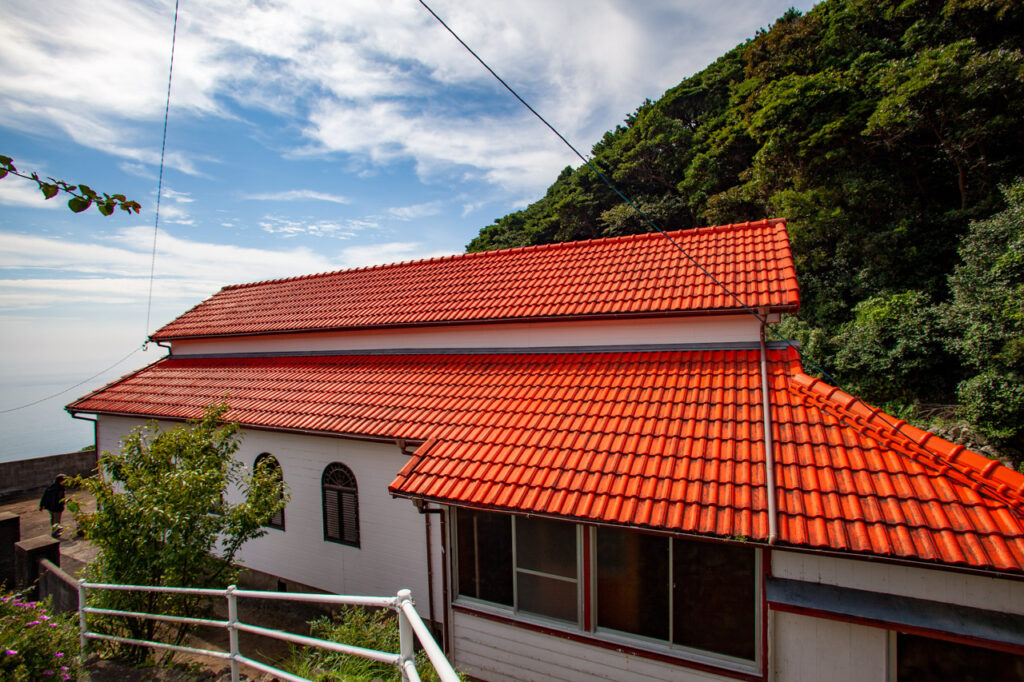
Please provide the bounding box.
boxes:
[0,347,141,414]
[417,0,956,465]
[145,0,181,340]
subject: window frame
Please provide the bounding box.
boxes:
[321,462,360,548]
[254,453,285,531]
[453,509,583,627]
[450,508,761,675]
[589,527,762,671]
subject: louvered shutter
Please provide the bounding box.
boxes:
[341,490,359,545]
[324,488,341,540]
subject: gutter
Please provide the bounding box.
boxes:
[759,314,779,544]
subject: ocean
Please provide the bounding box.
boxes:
[0,376,99,463]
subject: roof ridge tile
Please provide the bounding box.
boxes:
[789,368,1024,513]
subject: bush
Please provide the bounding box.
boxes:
[285,606,464,682]
[0,591,79,681]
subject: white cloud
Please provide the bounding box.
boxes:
[244,189,350,204]
[388,201,443,221]
[258,216,374,238]
[0,0,814,195]
[0,175,61,210]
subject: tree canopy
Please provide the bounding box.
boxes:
[72,404,288,661]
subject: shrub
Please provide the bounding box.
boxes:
[285,606,464,682]
[0,591,79,681]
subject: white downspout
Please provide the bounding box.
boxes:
[759,316,779,544]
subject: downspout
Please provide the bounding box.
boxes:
[417,500,446,649]
[759,316,779,545]
[70,413,99,457]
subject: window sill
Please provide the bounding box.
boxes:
[452,602,762,682]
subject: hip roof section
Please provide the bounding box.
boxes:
[67,347,1024,575]
[151,219,799,340]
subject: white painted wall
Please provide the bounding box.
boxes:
[169,315,761,356]
[451,610,735,682]
[769,551,1024,682]
[95,415,443,620]
[772,611,888,682]
[773,550,1024,615]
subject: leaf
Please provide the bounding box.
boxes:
[98,200,114,216]
[0,154,13,167]
[0,168,6,180]
[68,196,92,213]
[40,183,59,199]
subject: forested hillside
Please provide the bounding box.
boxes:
[467,0,1024,465]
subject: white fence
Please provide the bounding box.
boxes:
[77,580,458,682]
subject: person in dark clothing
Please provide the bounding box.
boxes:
[39,474,66,538]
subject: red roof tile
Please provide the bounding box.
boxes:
[151,220,798,340]
[68,347,1024,573]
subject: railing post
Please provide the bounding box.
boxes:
[227,584,239,682]
[397,589,415,681]
[78,579,87,671]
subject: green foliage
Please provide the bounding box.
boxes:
[0,155,141,216]
[0,592,80,681]
[72,403,288,662]
[285,606,465,682]
[947,180,1024,453]
[831,291,956,404]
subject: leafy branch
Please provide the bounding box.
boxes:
[0,154,141,216]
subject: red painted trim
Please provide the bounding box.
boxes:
[452,604,764,682]
[581,529,592,631]
[761,549,771,679]
[768,601,1024,657]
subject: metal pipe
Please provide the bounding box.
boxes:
[759,319,779,544]
[439,507,450,653]
[233,622,401,665]
[398,593,460,682]
[422,504,438,641]
[78,579,87,670]
[227,585,239,682]
[398,589,416,681]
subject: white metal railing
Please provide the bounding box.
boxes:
[77,580,459,682]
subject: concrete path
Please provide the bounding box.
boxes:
[1,486,98,576]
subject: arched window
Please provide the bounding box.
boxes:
[255,453,285,530]
[322,463,359,547]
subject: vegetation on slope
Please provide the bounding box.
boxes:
[466,0,1024,465]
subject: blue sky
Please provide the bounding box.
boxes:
[0,0,816,459]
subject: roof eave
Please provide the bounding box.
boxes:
[150,303,800,342]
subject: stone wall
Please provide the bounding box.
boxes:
[39,559,79,613]
[0,449,97,501]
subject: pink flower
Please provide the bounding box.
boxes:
[55,652,64,658]
[5,649,17,655]
[27,620,40,626]
[43,670,53,676]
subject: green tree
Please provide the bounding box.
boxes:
[72,404,288,662]
[831,290,957,405]
[947,180,1024,457]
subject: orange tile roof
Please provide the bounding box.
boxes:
[151,219,798,340]
[67,347,1024,574]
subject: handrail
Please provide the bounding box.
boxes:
[77,580,458,682]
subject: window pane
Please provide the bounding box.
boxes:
[898,634,1024,682]
[456,509,513,606]
[517,572,577,623]
[516,516,577,578]
[596,527,669,640]
[673,539,756,660]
